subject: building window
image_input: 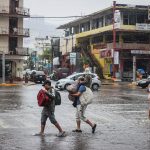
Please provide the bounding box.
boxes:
[123,13,129,25]
[99,17,104,27]
[123,12,147,25]
[123,34,135,43]
[105,14,113,26]
[136,13,147,23]
[122,33,149,43]
[92,18,99,29]
[129,13,136,25]
[105,34,119,43]
[135,34,149,44]
[92,36,103,44]
[80,22,90,32]
[74,26,79,34]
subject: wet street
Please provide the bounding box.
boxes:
[0,82,149,150]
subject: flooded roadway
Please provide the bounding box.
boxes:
[0,82,149,150]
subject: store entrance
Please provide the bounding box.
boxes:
[0,61,12,77]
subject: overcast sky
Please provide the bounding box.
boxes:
[24,0,150,25]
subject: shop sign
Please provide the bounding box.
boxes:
[114,51,119,64]
[93,43,107,49]
[70,58,76,65]
[70,52,76,58]
[69,53,76,65]
[100,49,113,58]
[114,10,121,29]
[131,50,150,54]
[136,23,150,31]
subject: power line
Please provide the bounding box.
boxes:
[30,16,85,19]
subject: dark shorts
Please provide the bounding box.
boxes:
[41,108,57,125]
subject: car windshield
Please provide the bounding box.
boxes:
[66,73,83,79]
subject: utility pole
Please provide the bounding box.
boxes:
[133,56,136,82]
[0,51,5,84]
[51,38,53,74]
[71,27,74,51]
[2,52,5,83]
[113,1,116,78]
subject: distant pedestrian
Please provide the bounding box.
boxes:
[71,77,97,133]
[35,80,66,137]
[84,68,92,88]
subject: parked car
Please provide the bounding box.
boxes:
[51,68,70,80]
[137,75,150,88]
[55,72,101,91]
[32,71,46,83]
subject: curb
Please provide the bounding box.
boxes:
[102,83,114,85]
[0,82,36,87]
[0,83,19,86]
[23,83,36,86]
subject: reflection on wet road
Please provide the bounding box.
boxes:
[0,82,149,150]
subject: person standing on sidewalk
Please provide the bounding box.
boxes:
[35,80,66,137]
[71,77,97,133]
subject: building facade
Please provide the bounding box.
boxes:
[58,3,150,80]
[0,0,30,79]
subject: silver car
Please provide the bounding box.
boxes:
[55,72,101,91]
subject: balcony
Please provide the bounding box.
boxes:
[0,27,9,35]
[9,47,29,56]
[15,7,30,17]
[0,6,30,17]
[0,6,9,14]
[0,47,28,55]
[10,27,30,37]
[107,43,150,50]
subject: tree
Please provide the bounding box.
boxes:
[38,48,52,63]
[26,56,34,70]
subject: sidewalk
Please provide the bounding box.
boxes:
[0,80,36,87]
[101,78,134,86]
[0,78,133,87]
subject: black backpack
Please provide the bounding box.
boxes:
[54,90,61,105]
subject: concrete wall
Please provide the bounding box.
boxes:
[60,35,76,55]
[0,17,9,28]
[0,37,8,53]
[0,0,9,6]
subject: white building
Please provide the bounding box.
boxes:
[0,0,29,79]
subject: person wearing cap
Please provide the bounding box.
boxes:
[35,80,66,137]
[71,77,97,133]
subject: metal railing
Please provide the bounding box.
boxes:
[107,43,150,50]
[0,27,9,35]
[0,47,29,56]
[10,27,30,37]
[0,6,30,16]
[15,7,30,16]
[16,47,29,55]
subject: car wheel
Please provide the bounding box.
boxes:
[92,83,99,91]
[64,83,71,90]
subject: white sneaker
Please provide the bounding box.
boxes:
[34,133,45,136]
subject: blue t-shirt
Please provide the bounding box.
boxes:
[76,84,86,105]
